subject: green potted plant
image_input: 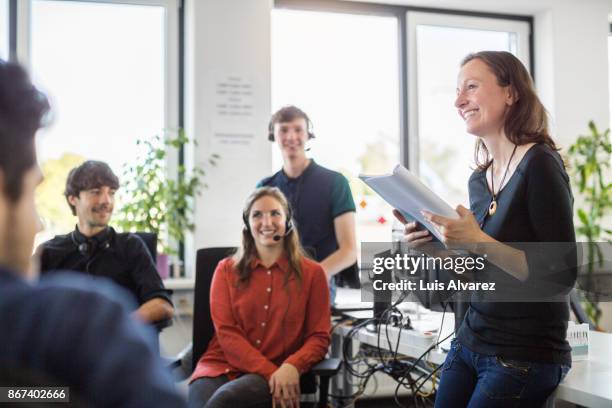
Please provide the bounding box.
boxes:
[115,129,218,278]
[567,120,611,327]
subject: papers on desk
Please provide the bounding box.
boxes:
[359,165,458,242]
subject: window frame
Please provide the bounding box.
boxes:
[16,0,180,142]
[274,0,534,171]
[2,0,15,61]
[16,0,185,259]
[406,11,531,173]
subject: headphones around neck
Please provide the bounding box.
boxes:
[267,114,316,142]
[71,229,111,257]
[242,207,294,237]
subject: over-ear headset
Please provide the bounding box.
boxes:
[71,229,111,257]
[242,207,294,239]
[267,112,315,142]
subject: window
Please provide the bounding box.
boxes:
[272,3,532,250]
[407,12,531,207]
[609,28,612,130]
[27,0,178,241]
[0,0,8,60]
[272,8,401,245]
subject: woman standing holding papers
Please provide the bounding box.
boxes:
[188,187,330,408]
[394,51,575,407]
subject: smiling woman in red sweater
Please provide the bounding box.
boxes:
[188,187,331,408]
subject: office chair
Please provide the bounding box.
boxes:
[569,287,597,330]
[134,232,157,262]
[335,262,360,289]
[171,247,341,408]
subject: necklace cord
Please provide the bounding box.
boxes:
[490,144,518,200]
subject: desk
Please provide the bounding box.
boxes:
[334,319,612,407]
[163,278,195,290]
[553,331,612,408]
[163,278,195,317]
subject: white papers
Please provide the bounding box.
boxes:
[359,165,458,242]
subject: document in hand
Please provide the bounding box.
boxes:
[359,165,458,242]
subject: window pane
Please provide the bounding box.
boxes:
[31,0,165,239]
[0,0,8,60]
[609,35,612,130]
[416,25,523,207]
[272,9,400,245]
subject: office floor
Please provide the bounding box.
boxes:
[353,397,433,407]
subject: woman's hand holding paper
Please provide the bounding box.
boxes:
[392,209,432,247]
[420,205,489,245]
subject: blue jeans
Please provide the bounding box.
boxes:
[434,339,570,408]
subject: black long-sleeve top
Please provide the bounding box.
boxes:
[37,227,172,308]
[456,143,576,366]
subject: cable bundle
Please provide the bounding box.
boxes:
[333,296,453,408]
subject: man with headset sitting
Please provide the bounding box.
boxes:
[37,160,174,324]
[258,105,357,303]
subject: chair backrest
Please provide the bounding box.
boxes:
[134,232,157,262]
[569,287,596,330]
[192,247,237,371]
[335,262,360,289]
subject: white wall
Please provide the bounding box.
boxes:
[185,0,273,274]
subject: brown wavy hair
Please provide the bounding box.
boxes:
[233,187,308,286]
[461,51,559,170]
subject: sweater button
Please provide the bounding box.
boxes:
[256,339,261,345]
[264,305,269,310]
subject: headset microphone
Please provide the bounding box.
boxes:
[273,235,282,242]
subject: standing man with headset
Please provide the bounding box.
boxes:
[37,160,174,324]
[258,106,357,302]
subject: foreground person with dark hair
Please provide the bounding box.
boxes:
[0,59,186,407]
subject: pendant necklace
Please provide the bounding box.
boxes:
[488,144,517,216]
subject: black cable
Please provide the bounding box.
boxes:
[342,318,379,378]
[434,302,449,346]
[338,290,453,408]
[337,303,406,405]
[393,328,455,407]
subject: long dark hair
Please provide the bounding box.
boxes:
[233,187,308,286]
[461,51,559,170]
